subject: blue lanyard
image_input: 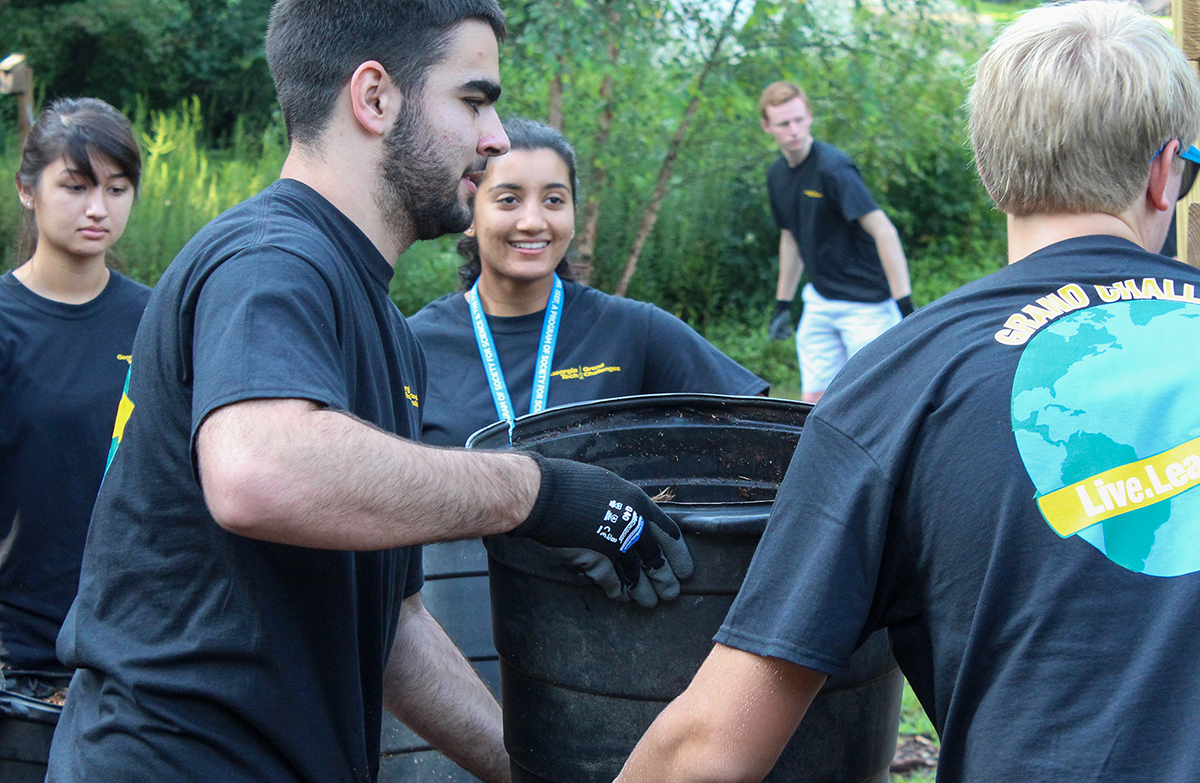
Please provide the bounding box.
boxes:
[468,274,564,431]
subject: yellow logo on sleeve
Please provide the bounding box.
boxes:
[112,392,134,443]
[404,385,419,408]
[105,360,135,476]
[803,189,823,198]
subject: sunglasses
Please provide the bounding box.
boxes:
[1152,140,1200,199]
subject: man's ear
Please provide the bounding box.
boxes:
[1148,139,1178,213]
[349,60,401,138]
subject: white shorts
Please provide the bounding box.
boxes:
[796,283,901,394]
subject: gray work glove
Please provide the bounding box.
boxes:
[511,453,694,608]
[768,299,794,341]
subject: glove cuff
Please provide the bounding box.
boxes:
[512,452,556,539]
[773,299,792,316]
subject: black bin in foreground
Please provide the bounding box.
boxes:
[1,688,61,783]
[469,394,904,783]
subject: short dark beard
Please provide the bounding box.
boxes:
[378,99,473,242]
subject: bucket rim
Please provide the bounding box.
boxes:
[466,392,811,450]
[0,688,63,725]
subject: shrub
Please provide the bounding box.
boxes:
[704,319,802,399]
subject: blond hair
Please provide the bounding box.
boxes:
[760,81,809,122]
[969,0,1200,216]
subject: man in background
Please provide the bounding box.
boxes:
[761,81,911,403]
[619,2,1200,780]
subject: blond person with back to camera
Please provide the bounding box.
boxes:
[618,2,1200,781]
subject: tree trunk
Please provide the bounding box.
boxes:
[575,66,616,285]
[573,1,621,287]
[614,0,744,297]
[548,55,564,131]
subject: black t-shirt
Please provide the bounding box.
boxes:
[767,140,890,303]
[409,281,768,446]
[48,180,425,783]
[0,271,150,673]
[718,236,1200,781]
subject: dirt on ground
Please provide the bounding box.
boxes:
[890,734,939,776]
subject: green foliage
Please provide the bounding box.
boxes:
[1,0,274,142]
[0,134,21,270]
[893,678,940,782]
[973,0,1043,18]
[513,0,1008,323]
[117,99,287,283]
[3,0,187,110]
[703,320,801,399]
[899,678,938,738]
[389,238,464,317]
[174,0,277,140]
[0,0,1009,322]
[910,235,1006,307]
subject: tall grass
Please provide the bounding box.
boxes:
[0,132,20,271]
[119,98,289,284]
[1,98,1003,325]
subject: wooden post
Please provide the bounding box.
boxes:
[1174,1,1200,266]
[0,54,34,146]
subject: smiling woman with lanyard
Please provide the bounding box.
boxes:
[403,120,765,779]
[411,117,767,449]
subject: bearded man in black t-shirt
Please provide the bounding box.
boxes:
[618,3,1200,782]
[760,81,913,403]
[45,3,693,782]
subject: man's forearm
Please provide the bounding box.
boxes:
[385,594,510,783]
[198,398,540,549]
[859,210,910,299]
[198,399,694,609]
[616,645,825,783]
[775,230,804,301]
[878,236,911,300]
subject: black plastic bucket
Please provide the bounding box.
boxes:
[0,689,62,782]
[469,393,903,783]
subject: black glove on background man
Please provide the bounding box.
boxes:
[511,453,694,608]
[767,299,794,341]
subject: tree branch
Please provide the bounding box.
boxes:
[615,0,746,297]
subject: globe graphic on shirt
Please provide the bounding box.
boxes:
[1011,298,1200,576]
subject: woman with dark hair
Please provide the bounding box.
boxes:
[0,98,151,698]
[411,118,767,448]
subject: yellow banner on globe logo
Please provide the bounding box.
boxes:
[1038,435,1200,537]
